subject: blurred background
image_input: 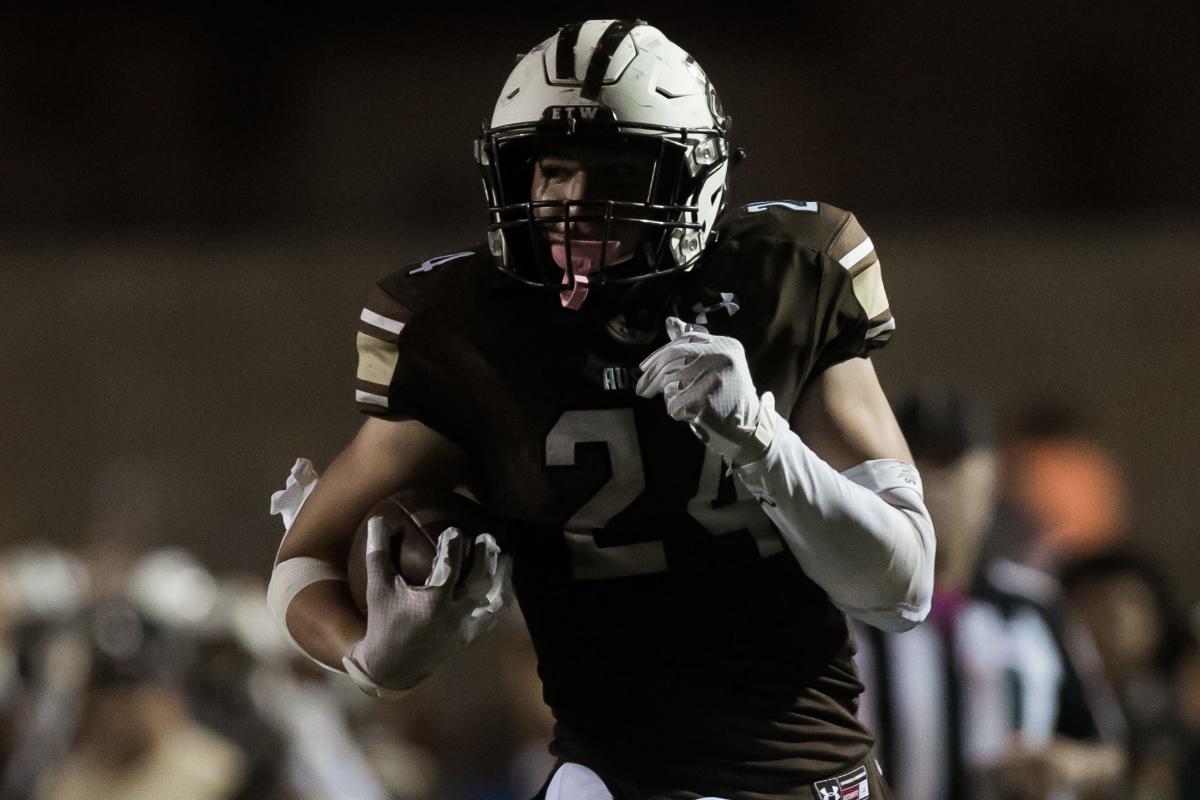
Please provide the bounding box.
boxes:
[2,2,1198,798]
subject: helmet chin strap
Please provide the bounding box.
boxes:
[552,240,624,310]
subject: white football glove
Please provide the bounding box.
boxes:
[636,316,777,464]
[343,523,511,699]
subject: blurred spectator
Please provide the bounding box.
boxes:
[854,388,1126,800]
[4,548,295,799]
[0,545,93,800]
[1060,551,1187,718]
[185,631,292,799]
[28,591,253,800]
[1061,550,1196,800]
[2,536,550,799]
[995,401,1129,570]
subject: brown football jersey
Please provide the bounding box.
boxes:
[354,201,894,798]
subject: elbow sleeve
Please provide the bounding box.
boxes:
[734,416,936,632]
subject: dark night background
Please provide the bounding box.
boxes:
[2,3,1198,602]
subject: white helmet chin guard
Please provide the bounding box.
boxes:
[475,19,732,295]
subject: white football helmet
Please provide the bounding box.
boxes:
[475,19,732,295]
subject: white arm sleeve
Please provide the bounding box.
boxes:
[733,410,935,632]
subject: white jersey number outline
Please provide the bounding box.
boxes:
[546,408,782,579]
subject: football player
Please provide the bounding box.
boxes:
[268,19,934,799]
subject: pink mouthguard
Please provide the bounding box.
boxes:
[552,240,622,310]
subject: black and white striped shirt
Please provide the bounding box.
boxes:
[854,558,1124,800]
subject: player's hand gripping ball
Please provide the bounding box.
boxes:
[347,488,493,612]
[343,488,511,698]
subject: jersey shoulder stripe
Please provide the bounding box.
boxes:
[719,201,895,350]
[824,208,891,333]
[355,282,410,416]
[354,244,489,417]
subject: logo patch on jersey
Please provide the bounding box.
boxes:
[409,251,473,275]
[812,763,870,800]
[602,366,634,391]
[747,200,818,213]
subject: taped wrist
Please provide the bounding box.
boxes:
[266,556,347,671]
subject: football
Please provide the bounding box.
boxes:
[347,487,490,613]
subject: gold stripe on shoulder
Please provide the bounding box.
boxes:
[849,255,878,278]
[356,331,399,387]
[852,262,890,320]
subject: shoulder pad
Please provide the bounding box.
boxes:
[718,201,867,260]
[355,244,489,417]
[716,200,887,320]
[376,245,491,309]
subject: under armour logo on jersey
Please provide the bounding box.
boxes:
[812,763,870,800]
[692,292,739,324]
[747,200,818,213]
[409,251,473,275]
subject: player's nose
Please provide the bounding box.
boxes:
[540,171,595,233]
[556,169,589,203]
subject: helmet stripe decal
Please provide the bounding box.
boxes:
[580,19,641,101]
[556,22,583,80]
